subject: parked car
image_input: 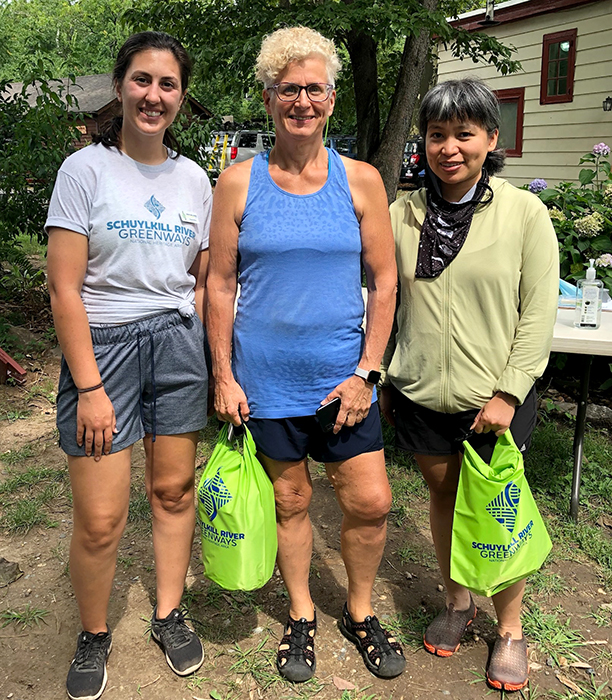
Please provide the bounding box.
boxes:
[326,134,357,158]
[400,137,425,186]
[228,130,275,165]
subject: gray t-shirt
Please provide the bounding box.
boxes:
[46,143,212,326]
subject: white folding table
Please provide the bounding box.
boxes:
[550,308,612,520]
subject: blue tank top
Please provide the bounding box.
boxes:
[234,148,366,418]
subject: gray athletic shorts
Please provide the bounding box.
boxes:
[57,310,208,456]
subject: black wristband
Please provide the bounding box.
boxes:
[77,382,104,394]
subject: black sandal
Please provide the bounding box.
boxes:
[339,603,406,679]
[276,612,316,683]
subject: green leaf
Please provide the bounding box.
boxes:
[589,235,612,252]
[579,169,596,186]
[600,160,611,176]
[540,189,560,202]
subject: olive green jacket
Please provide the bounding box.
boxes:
[380,177,559,412]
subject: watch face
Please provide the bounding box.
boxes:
[367,370,382,384]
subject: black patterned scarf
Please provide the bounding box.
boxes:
[415,167,493,279]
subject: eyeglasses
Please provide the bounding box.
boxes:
[267,82,334,103]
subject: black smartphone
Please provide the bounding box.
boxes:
[315,397,341,433]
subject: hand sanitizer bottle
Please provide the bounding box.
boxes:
[575,259,603,329]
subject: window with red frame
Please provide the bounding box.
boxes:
[540,29,577,105]
[495,87,524,157]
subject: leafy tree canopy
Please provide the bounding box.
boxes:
[127,0,520,198]
[0,0,133,82]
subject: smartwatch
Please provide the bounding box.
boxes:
[354,367,382,385]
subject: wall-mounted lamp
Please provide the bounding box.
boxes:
[603,96,612,112]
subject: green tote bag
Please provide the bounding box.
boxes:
[450,430,551,597]
[197,424,277,591]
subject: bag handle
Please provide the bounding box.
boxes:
[462,430,523,482]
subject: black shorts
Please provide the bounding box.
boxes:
[247,403,384,463]
[392,385,537,463]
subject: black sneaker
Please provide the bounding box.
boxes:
[66,627,112,700]
[150,607,203,676]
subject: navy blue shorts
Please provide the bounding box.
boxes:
[57,311,208,456]
[392,385,537,462]
[247,403,384,463]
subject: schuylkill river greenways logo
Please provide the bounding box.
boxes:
[200,467,232,521]
[486,482,521,533]
[198,467,245,549]
[470,482,534,561]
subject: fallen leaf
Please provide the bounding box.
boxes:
[556,673,583,695]
[600,603,612,610]
[597,514,612,529]
[580,640,608,645]
[529,663,543,672]
[333,676,356,691]
[570,661,594,670]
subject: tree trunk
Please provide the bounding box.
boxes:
[371,0,440,203]
[344,29,380,162]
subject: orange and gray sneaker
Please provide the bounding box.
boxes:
[486,633,529,691]
[423,597,477,657]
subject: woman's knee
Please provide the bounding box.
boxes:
[342,487,392,524]
[274,483,313,522]
[73,512,125,554]
[149,478,194,515]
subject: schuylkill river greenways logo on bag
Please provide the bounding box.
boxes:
[198,466,246,548]
[471,482,534,560]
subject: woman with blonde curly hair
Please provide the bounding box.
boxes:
[207,26,405,683]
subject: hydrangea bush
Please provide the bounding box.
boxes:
[527,144,612,294]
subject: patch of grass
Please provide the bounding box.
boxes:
[381,606,432,648]
[522,418,612,584]
[14,232,46,257]
[127,490,151,525]
[26,378,56,404]
[385,458,428,527]
[228,637,281,692]
[549,677,611,699]
[0,498,58,532]
[584,605,612,628]
[526,570,568,598]
[185,673,211,691]
[117,555,134,569]
[0,444,36,466]
[1,604,49,629]
[227,637,323,698]
[0,409,32,422]
[397,543,437,569]
[522,603,584,666]
[0,466,65,495]
[341,690,378,700]
[196,417,222,469]
[0,465,66,532]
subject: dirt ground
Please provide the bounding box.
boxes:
[1,355,612,700]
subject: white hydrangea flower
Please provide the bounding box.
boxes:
[548,208,566,222]
[574,212,605,238]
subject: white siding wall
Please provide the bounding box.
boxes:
[437,0,612,188]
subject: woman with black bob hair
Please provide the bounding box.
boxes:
[46,31,211,700]
[380,78,559,691]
